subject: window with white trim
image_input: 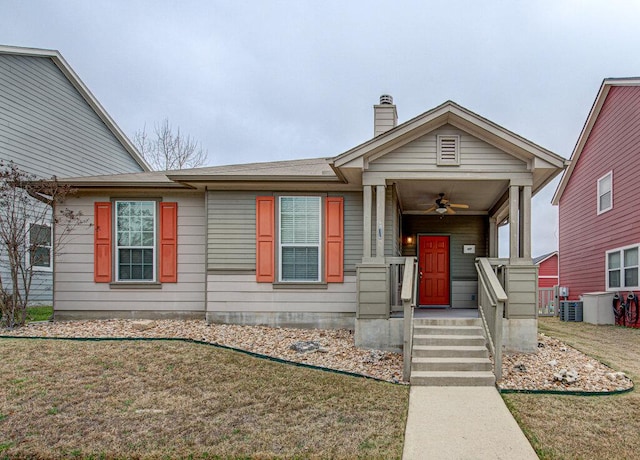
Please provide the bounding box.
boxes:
[607,245,639,290]
[597,171,613,214]
[437,135,460,166]
[115,201,156,282]
[279,196,321,282]
[29,223,52,271]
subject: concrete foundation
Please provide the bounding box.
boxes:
[502,318,537,353]
[54,310,204,321]
[355,317,404,353]
[206,311,355,330]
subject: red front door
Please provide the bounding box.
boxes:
[419,235,450,306]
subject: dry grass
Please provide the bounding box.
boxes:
[503,318,640,460]
[0,338,408,459]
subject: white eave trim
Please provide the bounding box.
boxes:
[0,45,151,172]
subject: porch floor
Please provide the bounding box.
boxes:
[391,308,479,319]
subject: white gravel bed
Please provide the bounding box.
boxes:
[2,319,404,383]
[2,320,633,392]
[498,333,633,393]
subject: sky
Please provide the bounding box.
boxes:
[2,0,640,257]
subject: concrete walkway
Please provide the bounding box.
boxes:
[403,386,538,460]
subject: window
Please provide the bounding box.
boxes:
[29,223,52,270]
[597,171,613,214]
[279,196,321,282]
[607,245,639,290]
[437,135,460,166]
[115,201,156,282]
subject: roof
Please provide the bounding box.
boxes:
[58,157,338,188]
[0,45,151,172]
[57,170,186,188]
[533,251,558,265]
[552,77,640,205]
[333,100,566,172]
[167,157,338,182]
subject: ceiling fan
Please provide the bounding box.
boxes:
[423,193,470,215]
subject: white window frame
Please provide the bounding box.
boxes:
[436,134,460,166]
[278,196,322,283]
[597,171,613,215]
[606,243,640,291]
[28,222,53,272]
[115,200,157,282]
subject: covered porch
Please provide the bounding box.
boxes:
[330,99,566,356]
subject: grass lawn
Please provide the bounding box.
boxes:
[26,305,53,322]
[504,318,640,459]
[0,338,408,459]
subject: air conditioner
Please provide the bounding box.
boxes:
[560,301,583,322]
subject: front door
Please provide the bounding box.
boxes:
[418,235,450,306]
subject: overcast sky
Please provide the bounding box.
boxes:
[2,0,639,256]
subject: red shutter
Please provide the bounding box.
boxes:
[325,196,344,283]
[256,196,275,282]
[159,202,178,283]
[94,202,112,283]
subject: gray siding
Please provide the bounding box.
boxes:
[368,124,527,173]
[504,265,538,319]
[54,192,206,315]
[207,191,363,274]
[207,273,357,314]
[0,54,143,178]
[207,191,258,271]
[0,54,146,305]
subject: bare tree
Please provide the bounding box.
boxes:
[0,161,84,328]
[133,118,208,170]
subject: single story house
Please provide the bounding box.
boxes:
[54,96,566,352]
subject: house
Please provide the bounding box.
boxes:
[53,96,565,352]
[0,45,149,303]
[552,79,640,303]
[534,251,558,289]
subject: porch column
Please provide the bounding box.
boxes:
[489,217,498,258]
[509,185,519,262]
[520,185,532,260]
[376,185,386,259]
[363,185,372,259]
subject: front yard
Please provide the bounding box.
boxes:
[504,318,640,459]
[0,338,408,459]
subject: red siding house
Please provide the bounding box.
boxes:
[553,79,640,308]
[534,252,558,289]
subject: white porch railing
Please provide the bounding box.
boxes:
[475,257,508,381]
[400,257,417,382]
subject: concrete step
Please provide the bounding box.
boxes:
[413,318,482,327]
[413,325,484,336]
[411,357,493,372]
[412,345,489,359]
[410,371,496,386]
[412,334,486,347]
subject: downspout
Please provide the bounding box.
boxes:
[204,186,208,320]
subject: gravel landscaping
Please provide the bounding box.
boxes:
[2,319,633,392]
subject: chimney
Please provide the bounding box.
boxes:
[374,94,398,137]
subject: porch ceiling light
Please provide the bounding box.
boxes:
[435,206,447,214]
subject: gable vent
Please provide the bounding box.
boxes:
[437,135,460,166]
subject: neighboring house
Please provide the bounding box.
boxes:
[54,97,565,352]
[0,45,149,303]
[552,78,640,300]
[534,251,558,289]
